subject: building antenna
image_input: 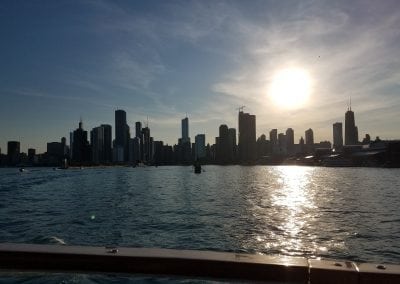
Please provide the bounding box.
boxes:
[146,116,149,128]
[350,97,352,111]
[236,105,245,113]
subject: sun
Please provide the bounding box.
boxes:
[268,68,312,109]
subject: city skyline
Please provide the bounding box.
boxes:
[2,1,400,152]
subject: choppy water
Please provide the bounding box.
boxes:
[1,166,400,282]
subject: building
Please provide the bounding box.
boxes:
[91,124,112,164]
[217,124,229,163]
[182,117,189,143]
[286,128,294,155]
[270,129,278,155]
[345,106,358,145]
[238,111,256,162]
[228,128,237,162]
[278,133,287,155]
[179,117,191,162]
[195,134,206,160]
[305,128,314,153]
[333,122,343,149]
[71,120,91,164]
[115,110,130,161]
[7,141,20,166]
[141,126,152,164]
[135,121,143,161]
[129,137,141,164]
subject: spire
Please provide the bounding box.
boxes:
[350,97,352,111]
[79,116,83,129]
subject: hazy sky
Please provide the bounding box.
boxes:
[1,0,400,153]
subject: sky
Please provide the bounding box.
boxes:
[1,0,400,153]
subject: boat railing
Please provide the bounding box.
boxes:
[0,243,399,283]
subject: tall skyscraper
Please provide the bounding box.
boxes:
[91,124,112,164]
[305,128,314,153]
[333,122,343,149]
[217,124,229,163]
[7,141,20,166]
[238,111,256,162]
[286,128,294,155]
[228,128,237,162]
[115,110,130,161]
[142,126,151,163]
[72,119,91,163]
[181,116,189,143]
[305,128,314,145]
[345,105,358,145]
[270,129,278,155]
[135,121,143,161]
[195,134,206,160]
[180,116,191,162]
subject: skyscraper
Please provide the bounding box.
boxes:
[333,122,343,149]
[135,121,143,161]
[238,111,256,162]
[115,110,130,161]
[195,134,206,160]
[72,119,91,163]
[270,129,278,155]
[181,117,189,143]
[180,116,191,162]
[305,128,314,153]
[286,128,294,155]
[228,128,237,162]
[345,105,358,145]
[218,124,229,163]
[91,124,112,164]
[7,141,20,166]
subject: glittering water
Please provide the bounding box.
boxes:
[1,166,400,282]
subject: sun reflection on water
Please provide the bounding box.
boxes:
[252,166,333,257]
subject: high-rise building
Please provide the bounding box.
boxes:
[129,137,141,164]
[278,133,287,155]
[195,134,206,160]
[238,111,256,162]
[135,121,143,161]
[115,110,130,161]
[142,126,151,163]
[91,124,112,164]
[181,117,189,143]
[270,129,278,155]
[72,119,91,163]
[7,141,20,166]
[345,105,358,145]
[286,128,294,155]
[180,116,191,162]
[218,124,229,163]
[305,128,314,153]
[333,122,343,149]
[228,128,237,162]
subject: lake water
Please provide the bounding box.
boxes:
[1,166,400,282]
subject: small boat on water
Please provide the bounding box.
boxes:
[19,168,25,172]
[194,160,201,174]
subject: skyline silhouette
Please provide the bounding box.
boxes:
[2,1,400,152]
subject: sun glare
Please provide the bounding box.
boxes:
[269,68,312,109]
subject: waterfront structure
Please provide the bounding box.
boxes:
[91,124,112,164]
[305,128,314,153]
[345,106,358,145]
[195,134,206,160]
[238,111,256,162]
[286,128,294,155]
[333,122,343,149]
[7,141,20,166]
[71,120,91,163]
[115,110,130,161]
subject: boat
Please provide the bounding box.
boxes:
[194,160,201,174]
